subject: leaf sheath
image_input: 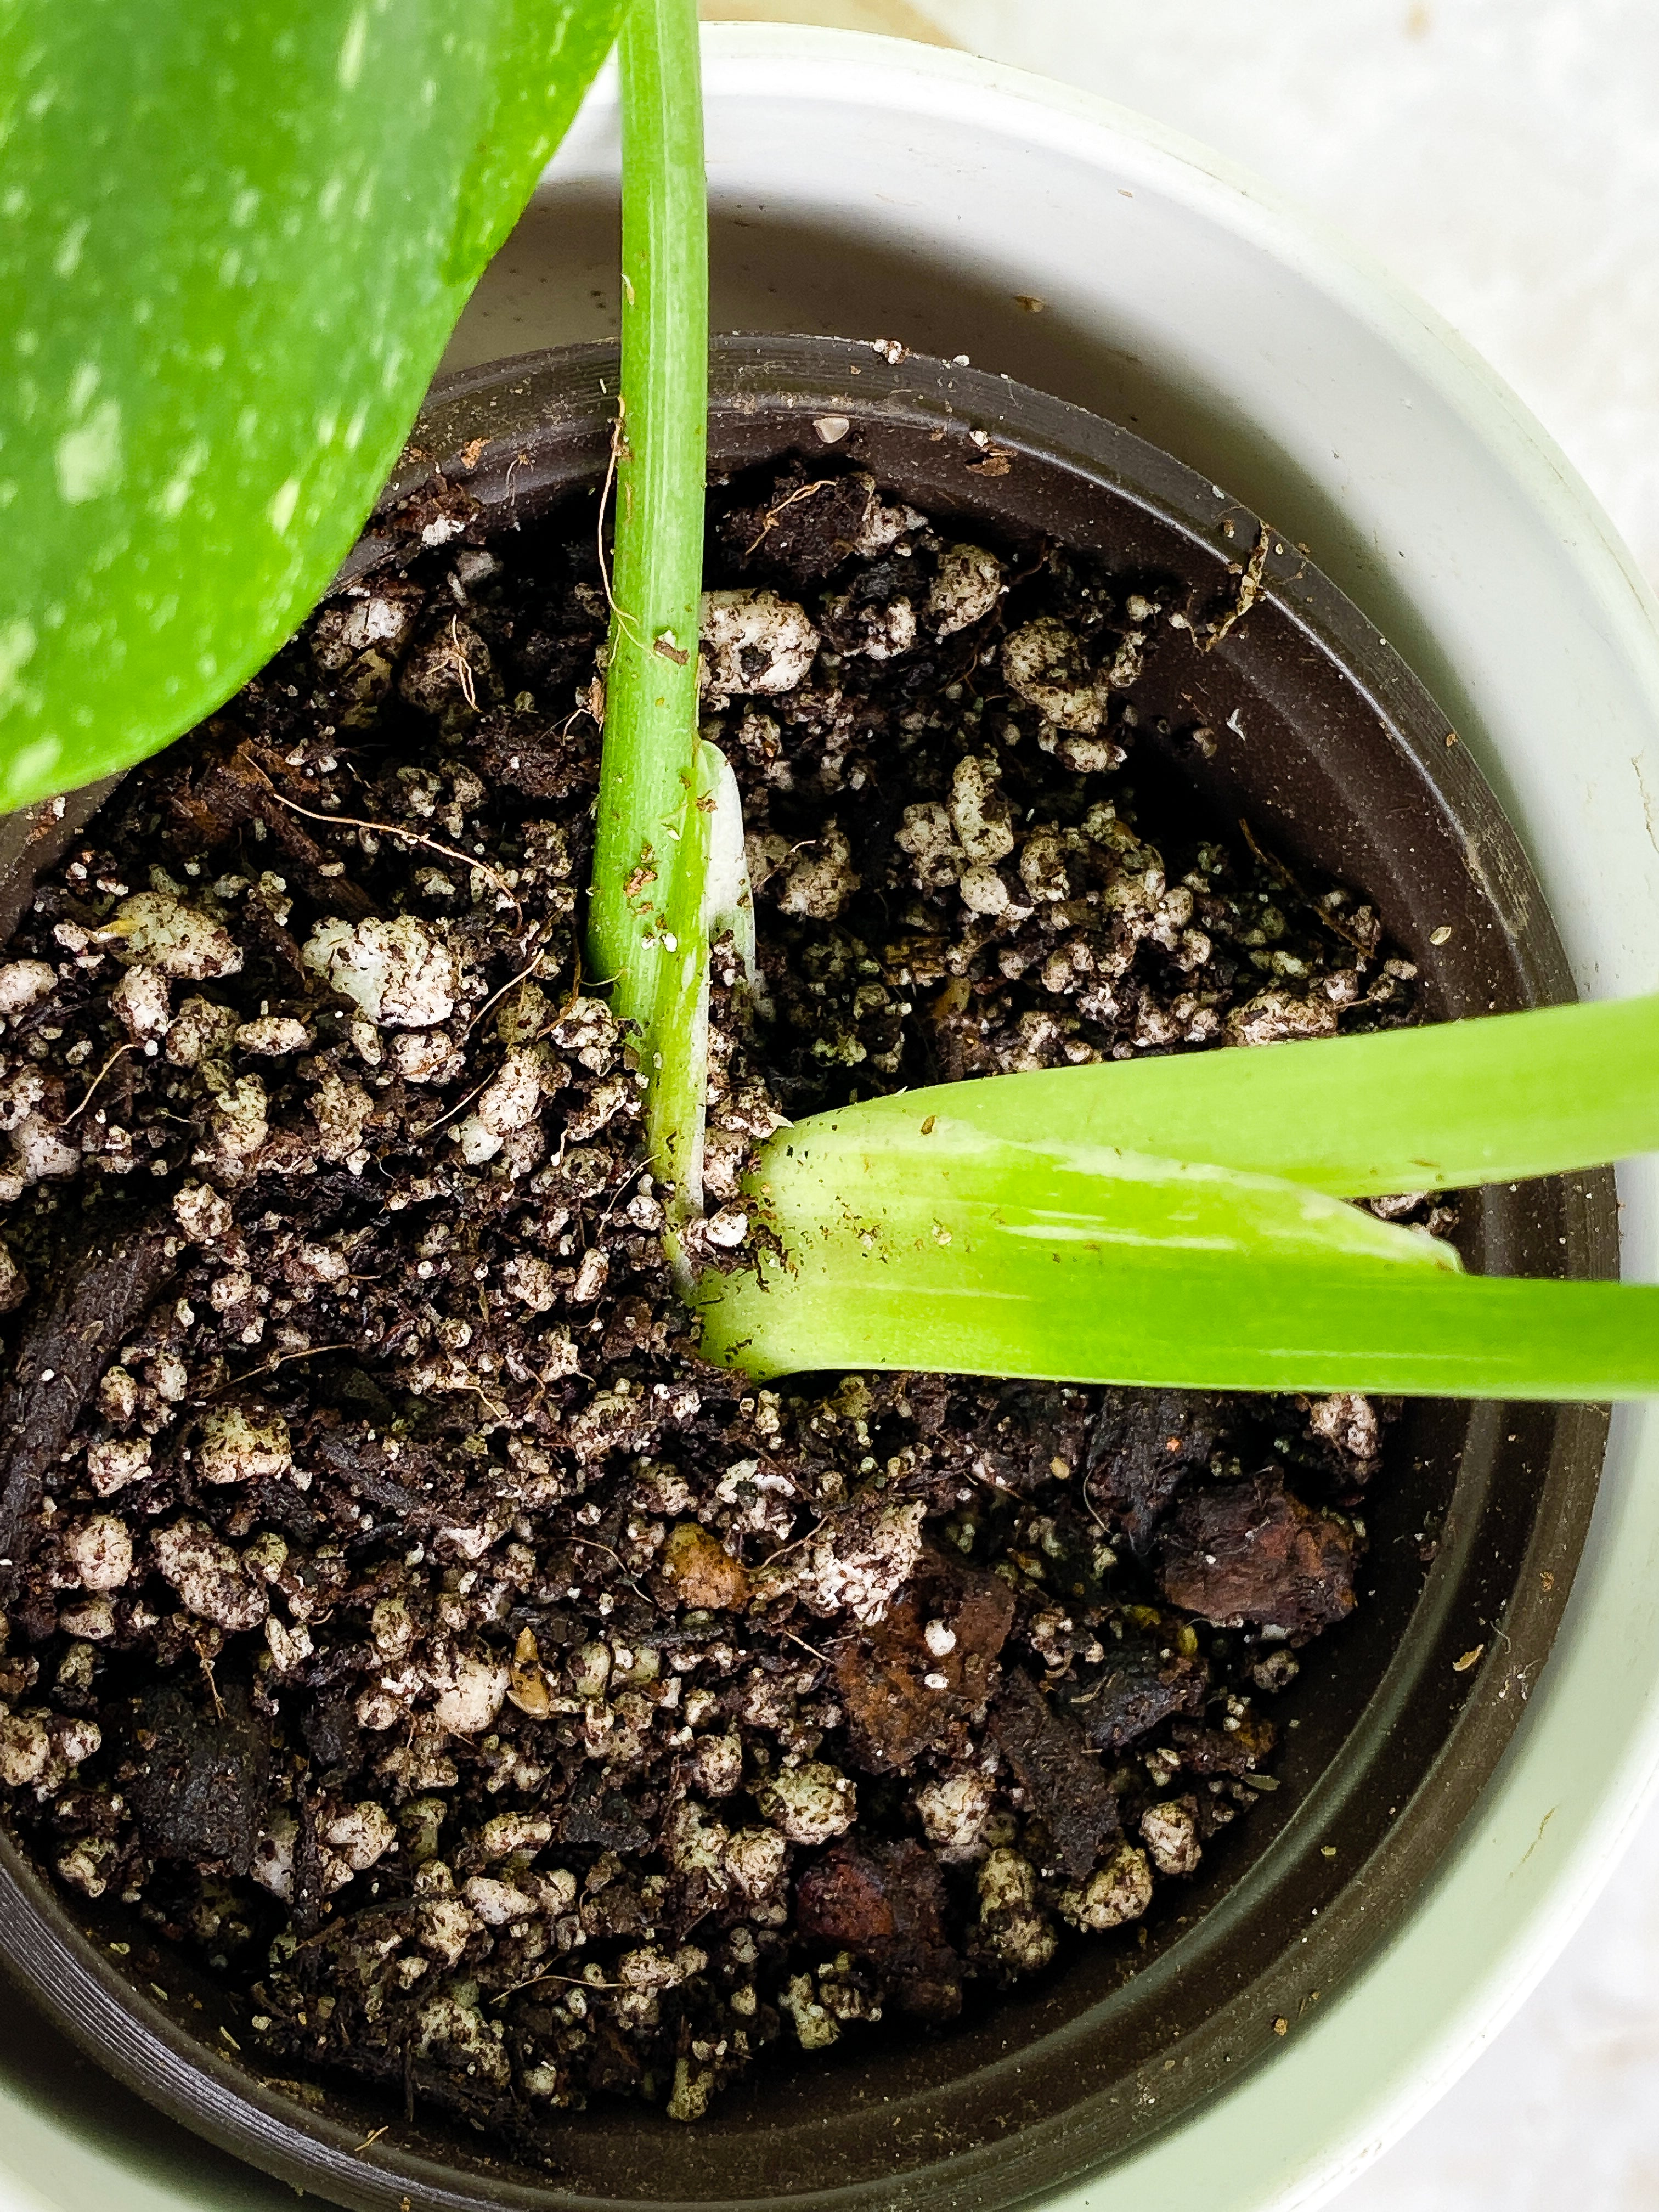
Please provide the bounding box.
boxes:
[695,1097,1656,1399]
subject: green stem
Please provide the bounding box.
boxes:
[589,0,708,1212]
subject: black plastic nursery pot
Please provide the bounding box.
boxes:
[0,337,1613,2212]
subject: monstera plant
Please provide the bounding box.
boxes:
[5,0,1659,1398]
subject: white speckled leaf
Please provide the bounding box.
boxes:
[0,0,626,809]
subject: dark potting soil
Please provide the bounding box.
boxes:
[0,456,1449,2136]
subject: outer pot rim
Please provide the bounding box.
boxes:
[0,330,1613,2212]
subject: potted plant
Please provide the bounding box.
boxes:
[2,4,1656,2208]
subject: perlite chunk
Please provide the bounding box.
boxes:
[475,1046,545,1135]
[196,1402,291,1486]
[323,1802,397,1872]
[761,1492,924,1626]
[927,543,1002,636]
[1001,616,1113,735]
[64,1515,133,1590]
[948,753,1016,864]
[110,962,172,1045]
[235,1014,312,1056]
[754,1760,856,1846]
[87,1436,149,1496]
[780,1972,840,2051]
[0,960,55,1018]
[0,1712,53,1788]
[166,995,239,1069]
[308,1070,374,1164]
[915,1769,995,1864]
[108,892,243,980]
[151,1520,268,1632]
[1058,1842,1154,1932]
[977,1847,1057,1972]
[430,1646,510,1735]
[1139,1798,1203,1878]
[700,589,821,699]
[773,823,859,921]
[302,915,456,1029]
[204,1074,268,1175]
[171,1181,234,1243]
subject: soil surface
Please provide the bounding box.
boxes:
[0,457,1447,2137]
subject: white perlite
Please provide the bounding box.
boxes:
[769,1493,926,1626]
[915,1770,994,1864]
[64,1515,133,1591]
[475,1046,544,1136]
[724,1824,789,1904]
[948,753,1016,862]
[977,1847,1057,1972]
[302,915,456,1029]
[0,1237,24,1313]
[204,1073,268,1175]
[172,1180,234,1243]
[754,1760,857,1845]
[1307,1390,1381,1464]
[773,823,859,921]
[86,1436,149,1496]
[700,589,821,699]
[431,1647,510,1735]
[1139,1798,1203,1878]
[0,961,55,1018]
[108,892,243,980]
[1001,616,1114,734]
[0,1712,53,1788]
[235,1014,312,1056]
[391,1030,464,1085]
[324,1802,397,1873]
[927,543,1002,636]
[110,961,172,1045]
[196,1402,291,1486]
[781,1972,840,2051]
[151,1520,268,1632]
[166,995,238,1069]
[1059,1843,1155,1932]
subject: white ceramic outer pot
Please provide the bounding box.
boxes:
[4,26,1659,2212]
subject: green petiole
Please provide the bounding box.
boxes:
[589,0,710,1222]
